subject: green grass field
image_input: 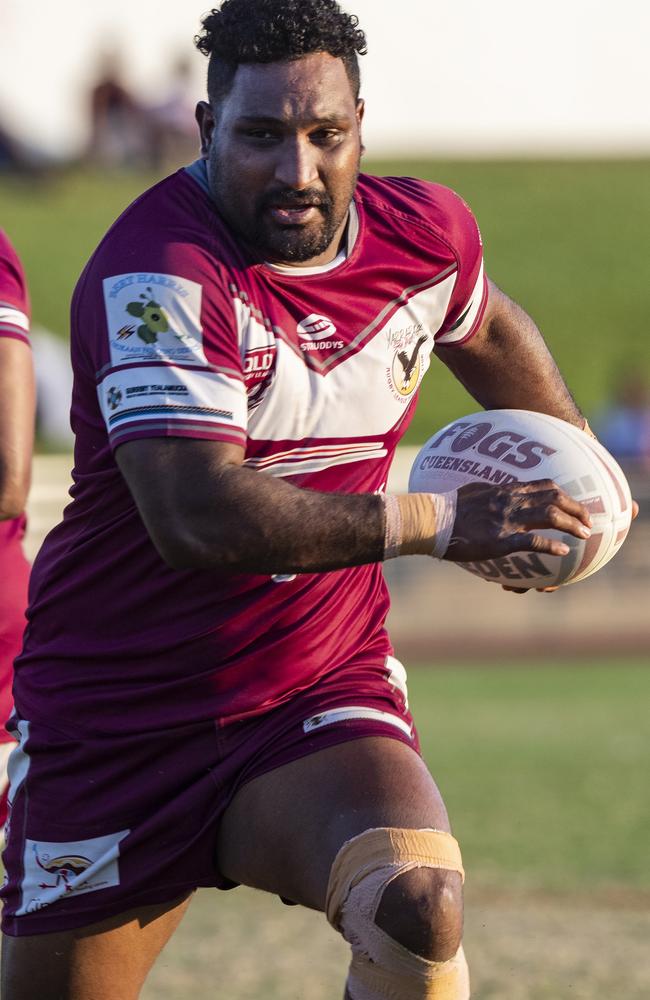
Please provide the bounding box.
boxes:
[138,659,650,999]
[409,660,650,893]
[2,159,649,441]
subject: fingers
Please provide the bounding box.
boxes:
[449,479,594,564]
[510,482,592,528]
[502,530,571,558]
[510,501,592,541]
[632,500,639,520]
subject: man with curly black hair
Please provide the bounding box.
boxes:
[1,2,594,998]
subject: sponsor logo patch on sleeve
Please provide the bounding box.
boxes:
[103,273,208,367]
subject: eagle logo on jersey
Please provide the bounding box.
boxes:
[395,334,428,393]
[388,333,428,399]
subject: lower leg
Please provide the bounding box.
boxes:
[1,893,192,1000]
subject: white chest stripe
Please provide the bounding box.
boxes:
[244,441,386,476]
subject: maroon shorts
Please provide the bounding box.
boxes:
[1,656,418,936]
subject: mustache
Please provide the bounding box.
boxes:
[259,188,333,212]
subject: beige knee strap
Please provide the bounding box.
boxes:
[326,828,469,1000]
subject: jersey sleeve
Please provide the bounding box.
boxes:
[430,189,488,347]
[85,242,248,453]
[0,230,31,345]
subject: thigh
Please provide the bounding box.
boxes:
[1,893,192,1000]
[216,735,451,911]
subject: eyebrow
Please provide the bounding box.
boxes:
[235,114,352,128]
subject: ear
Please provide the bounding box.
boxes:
[356,99,366,157]
[196,101,216,159]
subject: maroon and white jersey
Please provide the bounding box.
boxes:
[15,164,486,734]
[0,230,31,745]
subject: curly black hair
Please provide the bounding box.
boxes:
[195,0,367,106]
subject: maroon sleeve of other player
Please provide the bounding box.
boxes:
[0,230,31,345]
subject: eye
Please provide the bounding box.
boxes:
[241,128,280,144]
[311,129,345,146]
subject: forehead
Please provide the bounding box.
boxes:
[220,52,358,124]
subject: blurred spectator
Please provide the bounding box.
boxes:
[86,51,147,168]
[146,55,199,169]
[0,115,49,174]
[31,326,74,449]
[0,120,22,171]
[594,370,650,468]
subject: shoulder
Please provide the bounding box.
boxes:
[356,173,481,255]
[74,169,239,319]
[86,170,219,273]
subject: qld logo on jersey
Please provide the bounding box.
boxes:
[244,345,277,407]
[103,273,208,367]
[297,314,343,352]
[385,322,429,403]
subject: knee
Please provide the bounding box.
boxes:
[374,867,463,962]
[326,828,469,999]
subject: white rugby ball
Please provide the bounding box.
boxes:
[408,409,632,589]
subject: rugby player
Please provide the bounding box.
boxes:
[0,230,34,832]
[1,3,596,998]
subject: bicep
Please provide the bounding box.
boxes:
[116,436,245,546]
[0,338,35,517]
[434,278,582,422]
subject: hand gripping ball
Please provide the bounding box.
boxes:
[408,409,633,589]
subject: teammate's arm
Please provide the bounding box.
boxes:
[434,278,584,426]
[115,437,591,574]
[0,338,35,520]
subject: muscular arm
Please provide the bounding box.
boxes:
[116,438,386,573]
[0,338,35,520]
[116,437,591,574]
[435,279,584,426]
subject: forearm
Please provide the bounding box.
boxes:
[435,281,584,427]
[0,339,35,519]
[149,461,387,573]
[119,438,591,576]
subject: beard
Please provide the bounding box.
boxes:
[208,151,359,264]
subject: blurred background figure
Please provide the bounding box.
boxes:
[0,228,35,828]
[0,119,24,172]
[145,54,199,170]
[31,326,74,449]
[86,50,147,168]
[0,109,50,175]
[594,369,650,469]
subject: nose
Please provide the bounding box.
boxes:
[274,135,319,190]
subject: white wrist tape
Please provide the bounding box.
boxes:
[383,491,457,560]
[383,494,403,561]
[429,491,457,559]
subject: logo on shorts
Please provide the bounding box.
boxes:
[16,831,130,916]
[32,846,93,890]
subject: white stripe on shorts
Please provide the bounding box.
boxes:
[302,706,413,739]
[6,719,30,806]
